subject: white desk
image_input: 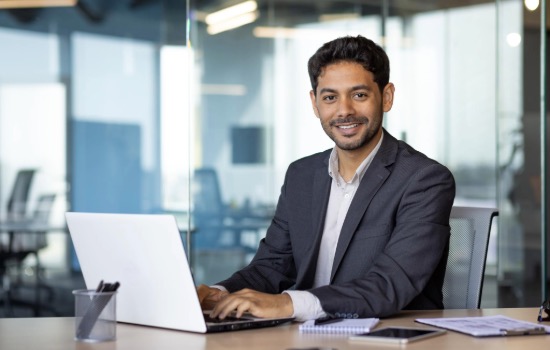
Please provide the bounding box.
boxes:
[0,308,549,350]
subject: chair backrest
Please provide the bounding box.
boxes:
[7,169,36,220]
[191,168,234,250]
[10,193,56,253]
[442,206,498,309]
[192,168,225,221]
[32,193,56,225]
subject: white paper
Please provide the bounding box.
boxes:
[415,315,550,337]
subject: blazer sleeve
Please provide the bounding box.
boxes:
[309,162,455,318]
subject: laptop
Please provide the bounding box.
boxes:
[65,212,294,333]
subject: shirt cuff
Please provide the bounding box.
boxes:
[210,285,228,292]
[283,290,326,321]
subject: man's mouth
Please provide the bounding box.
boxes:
[338,124,359,129]
[330,116,368,128]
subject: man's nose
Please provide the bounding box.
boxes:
[337,96,355,118]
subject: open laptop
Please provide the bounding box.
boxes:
[65,212,294,333]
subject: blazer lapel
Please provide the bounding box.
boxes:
[330,131,398,281]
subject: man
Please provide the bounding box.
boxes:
[198,35,455,322]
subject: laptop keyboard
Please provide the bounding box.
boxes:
[204,313,250,323]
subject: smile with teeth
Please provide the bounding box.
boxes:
[338,124,358,129]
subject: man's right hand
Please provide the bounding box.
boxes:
[197,284,229,310]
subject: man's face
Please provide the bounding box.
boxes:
[310,61,394,154]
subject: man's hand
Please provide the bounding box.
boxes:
[210,288,294,319]
[197,284,229,310]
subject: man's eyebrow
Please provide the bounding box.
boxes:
[351,84,372,91]
[318,85,372,95]
[318,87,337,95]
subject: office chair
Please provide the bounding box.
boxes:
[1,169,36,267]
[442,206,498,309]
[9,193,55,268]
[1,169,36,315]
[192,167,236,249]
[1,193,57,316]
[191,168,251,285]
[0,169,57,316]
[6,169,36,221]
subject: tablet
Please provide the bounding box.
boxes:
[349,327,446,344]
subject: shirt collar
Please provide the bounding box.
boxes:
[328,132,384,185]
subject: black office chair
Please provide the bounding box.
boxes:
[192,168,234,249]
[191,168,249,285]
[442,206,499,309]
[6,169,35,221]
[9,193,55,270]
[0,169,36,315]
[0,169,56,316]
[7,193,57,316]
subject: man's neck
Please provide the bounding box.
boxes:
[337,130,383,182]
[337,153,366,182]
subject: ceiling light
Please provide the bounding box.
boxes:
[253,26,348,39]
[253,26,302,39]
[207,11,258,35]
[319,13,360,22]
[506,32,522,47]
[0,0,77,8]
[205,0,257,26]
[524,0,539,11]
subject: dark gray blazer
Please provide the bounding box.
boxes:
[219,129,456,318]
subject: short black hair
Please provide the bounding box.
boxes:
[307,35,390,95]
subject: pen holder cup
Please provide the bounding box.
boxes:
[73,289,117,342]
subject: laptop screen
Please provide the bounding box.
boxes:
[66,212,208,333]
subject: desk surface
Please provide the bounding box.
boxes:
[1,308,548,350]
[0,220,66,232]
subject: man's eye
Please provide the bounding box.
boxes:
[355,93,367,98]
[323,95,336,101]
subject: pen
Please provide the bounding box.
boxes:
[110,282,120,292]
[314,317,344,326]
[95,280,104,292]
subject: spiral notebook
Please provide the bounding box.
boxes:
[299,318,379,334]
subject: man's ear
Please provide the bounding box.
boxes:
[309,90,320,118]
[382,83,395,112]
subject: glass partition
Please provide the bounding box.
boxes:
[189,0,546,308]
[0,2,189,317]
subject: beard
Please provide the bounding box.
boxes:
[321,115,382,151]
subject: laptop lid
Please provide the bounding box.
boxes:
[66,212,293,333]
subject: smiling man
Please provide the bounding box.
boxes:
[198,35,456,322]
